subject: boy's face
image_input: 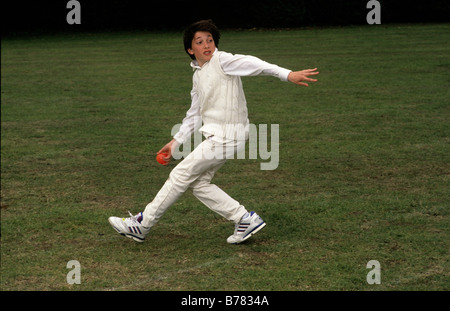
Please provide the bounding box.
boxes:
[187,31,216,67]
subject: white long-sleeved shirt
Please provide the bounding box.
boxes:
[173,49,291,144]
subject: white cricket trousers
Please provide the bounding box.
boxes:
[141,136,248,228]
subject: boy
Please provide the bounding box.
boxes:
[108,20,318,244]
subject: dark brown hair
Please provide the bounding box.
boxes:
[183,19,221,60]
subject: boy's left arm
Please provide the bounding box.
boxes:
[287,68,319,87]
[219,52,318,86]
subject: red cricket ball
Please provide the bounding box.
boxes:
[156,153,169,165]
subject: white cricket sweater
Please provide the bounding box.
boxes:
[173,49,291,144]
[196,50,249,140]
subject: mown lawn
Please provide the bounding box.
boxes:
[1,23,449,291]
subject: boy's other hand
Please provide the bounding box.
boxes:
[288,68,319,86]
[157,139,179,164]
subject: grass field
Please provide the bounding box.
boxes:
[1,24,449,291]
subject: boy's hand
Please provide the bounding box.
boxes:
[288,68,319,86]
[157,139,179,164]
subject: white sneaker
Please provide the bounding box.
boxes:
[108,211,150,242]
[227,212,266,244]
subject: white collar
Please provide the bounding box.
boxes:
[190,48,219,70]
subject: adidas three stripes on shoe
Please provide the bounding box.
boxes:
[108,211,150,242]
[226,211,266,244]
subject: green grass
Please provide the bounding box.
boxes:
[1,24,449,291]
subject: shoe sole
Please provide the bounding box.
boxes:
[126,234,145,243]
[233,221,266,244]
